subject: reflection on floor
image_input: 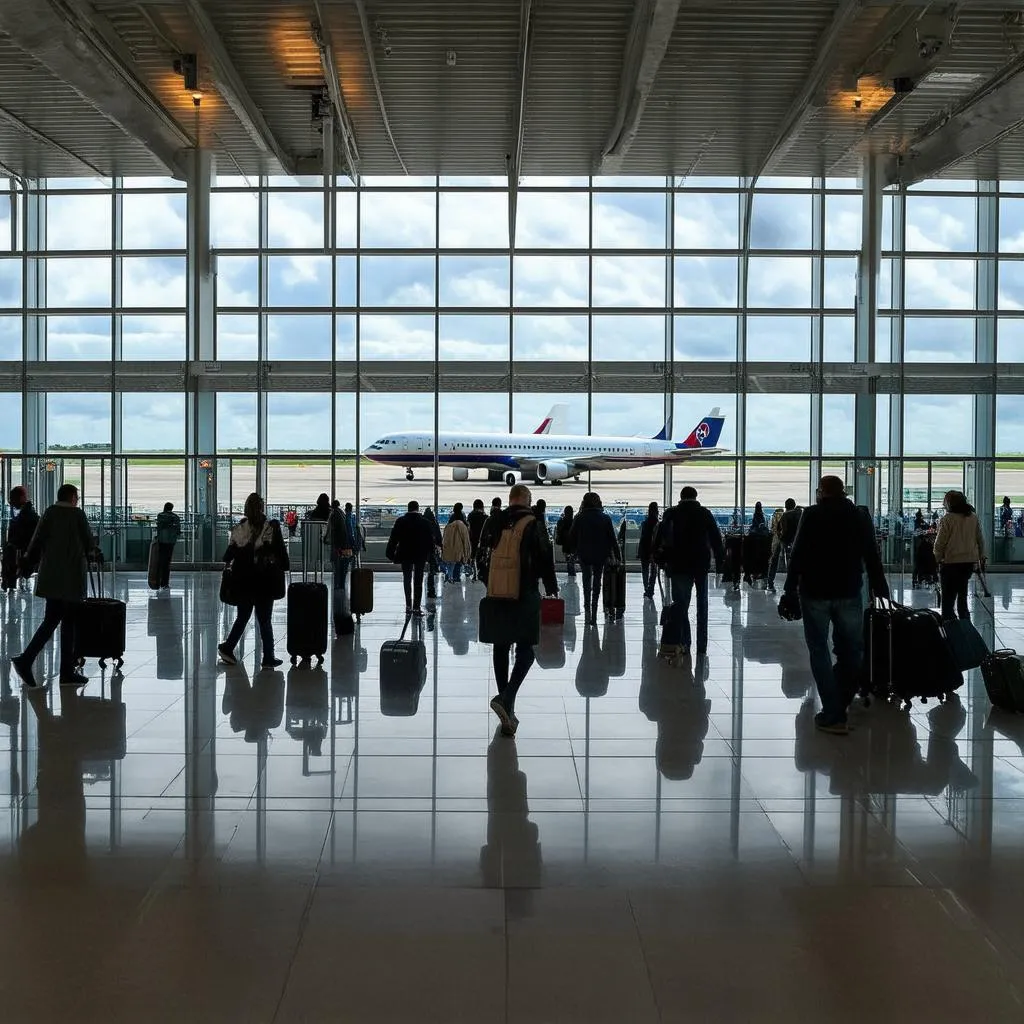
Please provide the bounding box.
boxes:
[2,571,1024,1022]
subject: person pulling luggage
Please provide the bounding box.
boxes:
[766,498,801,594]
[480,484,558,737]
[567,492,620,627]
[386,501,435,617]
[554,504,577,577]
[637,502,659,600]
[781,476,888,735]
[933,490,985,622]
[467,498,488,580]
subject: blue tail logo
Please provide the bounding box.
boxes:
[654,408,725,448]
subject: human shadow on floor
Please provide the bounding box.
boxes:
[285,663,329,765]
[439,582,469,655]
[794,694,978,797]
[222,664,285,744]
[480,727,542,916]
[148,593,184,680]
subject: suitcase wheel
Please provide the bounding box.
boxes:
[290,655,298,666]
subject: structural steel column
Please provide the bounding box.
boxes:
[810,179,824,493]
[887,186,906,554]
[256,178,269,498]
[186,149,216,560]
[974,181,997,562]
[21,182,45,485]
[853,155,883,508]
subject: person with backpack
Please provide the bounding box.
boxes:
[154,501,181,590]
[637,502,659,600]
[480,484,558,736]
[386,501,435,616]
[554,505,576,576]
[467,498,488,579]
[327,499,355,590]
[568,492,620,627]
[766,498,802,594]
[442,503,472,583]
[655,486,725,661]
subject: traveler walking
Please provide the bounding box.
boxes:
[344,502,364,554]
[782,476,889,735]
[386,501,435,616]
[218,493,289,668]
[568,492,620,627]
[655,486,725,661]
[11,483,93,689]
[637,502,659,599]
[554,504,577,577]
[934,490,985,622]
[481,484,558,736]
[327,499,355,595]
[154,501,181,589]
[766,498,802,593]
[468,498,488,579]
[442,503,472,583]
[3,485,40,592]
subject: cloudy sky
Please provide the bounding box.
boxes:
[1,176,1023,458]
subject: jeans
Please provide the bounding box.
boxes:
[21,598,78,676]
[223,596,276,659]
[939,563,973,621]
[667,572,709,652]
[332,554,352,612]
[801,595,864,722]
[767,542,790,587]
[402,562,426,610]
[157,542,175,587]
[444,561,462,583]
[580,562,603,620]
[493,642,536,712]
[641,559,656,597]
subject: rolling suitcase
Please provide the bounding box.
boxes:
[721,535,743,589]
[541,596,565,625]
[350,557,374,617]
[75,559,127,670]
[602,563,626,619]
[147,538,160,590]
[380,616,427,716]
[287,523,329,665]
[981,650,1024,713]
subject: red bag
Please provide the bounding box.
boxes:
[541,596,565,625]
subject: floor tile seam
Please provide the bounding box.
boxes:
[626,891,665,1022]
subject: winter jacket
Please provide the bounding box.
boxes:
[568,507,620,566]
[658,500,725,575]
[638,515,659,561]
[327,508,354,553]
[26,502,94,603]
[934,511,985,566]
[554,513,574,553]
[223,518,290,600]
[780,507,803,546]
[442,519,471,563]
[784,498,888,600]
[7,502,39,552]
[156,510,181,546]
[386,511,435,565]
[467,508,488,550]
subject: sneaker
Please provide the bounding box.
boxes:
[261,657,283,668]
[490,695,514,735]
[217,644,237,666]
[59,671,89,687]
[11,655,40,689]
[814,712,849,736]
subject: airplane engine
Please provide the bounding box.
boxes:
[451,467,469,482]
[537,460,571,482]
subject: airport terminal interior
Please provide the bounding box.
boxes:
[7,0,1024,1020]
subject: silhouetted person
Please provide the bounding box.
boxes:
[154,501,181,589]
[386,500,435,616]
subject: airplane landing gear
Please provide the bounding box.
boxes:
[405,469,414,481]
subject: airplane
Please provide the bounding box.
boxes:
[363,408,727,486]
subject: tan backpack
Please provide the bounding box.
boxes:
[486,515,532,599]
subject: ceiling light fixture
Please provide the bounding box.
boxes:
[853,93,863,109]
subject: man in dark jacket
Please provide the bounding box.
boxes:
[12,484,93,690]
[467,498,488,579]
[386,501,435,616]
[4,486,40,592]
[154,501,181,589]
[766,498,802,593]
[568,492,621,626]
[481,484,558,736]
[657,486,725,660]
[783,475,889,735]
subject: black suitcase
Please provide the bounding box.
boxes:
[379,617,427,716]
[981,650,1024,713]
[602,564,626,618]
[147,538,160,590]
[75,563,126,669]
[721,535,743,587]
[742,533,771,583]
[350,564,374,616]
[1,545,19,592]
[288,530,329,665]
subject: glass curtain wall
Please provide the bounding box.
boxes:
[0,171,1015,563]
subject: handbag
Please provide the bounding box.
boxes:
[220,566,238,606]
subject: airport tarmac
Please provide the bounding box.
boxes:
[73,459,983,515]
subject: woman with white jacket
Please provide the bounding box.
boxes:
[441,503,472,584]
[933,490,986,622]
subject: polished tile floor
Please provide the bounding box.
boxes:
[2,570,1024,1022]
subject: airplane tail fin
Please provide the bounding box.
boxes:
[679,407,725,449]
[534,403,568,435]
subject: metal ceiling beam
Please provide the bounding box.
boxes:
[0,103,106,177]
[887,49,1024,185]
[311,0,360,182]
[600,0,683,174]
[755,0,865,179]
[0,0,192,177]
[508,0,533,247]
[352,0,407,174]
[181,0,296,175]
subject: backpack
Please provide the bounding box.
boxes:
[486,515,532,600]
